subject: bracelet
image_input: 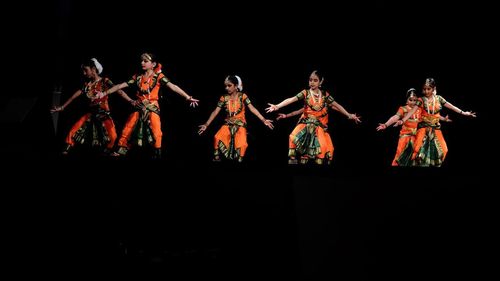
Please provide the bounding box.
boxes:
[460,110,463,114]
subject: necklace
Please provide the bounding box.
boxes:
[311,89,321,104]
[85,77,102,98]
[142,72,154,84]
[228,93,239,117]
[140,72,156,99]
[426,94,436,115]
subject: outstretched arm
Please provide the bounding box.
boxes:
[444,102,476,117]
[277,108,304,120]
[104,82,129,96]
[331,101,361,123]
[166,82,199,107]
[248,103,274,129]
[116,89,137,106]
[376,114,400,131]
[395,106,419,126]
[266,96,299,113]
[198,107,222,135]
[50,89,82,113]
[93,82,129,101]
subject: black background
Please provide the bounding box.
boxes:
[1,0,495,279]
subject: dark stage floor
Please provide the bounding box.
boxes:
[3,156,490,279]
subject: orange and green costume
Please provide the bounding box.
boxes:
[116,72,169,156]
[289,89,335,164]
[213,93,251,162]
[412,95,448,167]
[391,105,421,166]
[64,78,117,153]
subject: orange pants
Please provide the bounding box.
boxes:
[118,111,162,149]
[412,127,448,165]
[391,135,414,166]
[65,113,117,149]
[214,125,248,157]
[289,123,334,160]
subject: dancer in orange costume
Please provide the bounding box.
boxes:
[51,58,134,155]
[376,88,451,166]
[198,75,274,162]
[396,78,476,167]
[266,70,361,164]
[100,53,199,159]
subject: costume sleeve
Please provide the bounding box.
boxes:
[324,92,335,105]
[242,93,252,105]
[126,75,137,86]
[438,95,447,105]
[396,106,406,118]
[159,73,170,86]
[295,90,306,100]
[217,96,226,108]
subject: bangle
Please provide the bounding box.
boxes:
[460,110,463,114]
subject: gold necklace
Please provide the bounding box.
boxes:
[140,72,156,99]
[311,89,321,104]
[85,77,102,98]
[426,94,436,115]
[228,94,239,116]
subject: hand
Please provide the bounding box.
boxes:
[94,91,106,100]
[129,99,138,107]
[133,100,146,110]
[187,96,199,108]
[462,111,476,117]
[263,119,274,129]
[349,113,361,124]
[376,123,387,131]
[265,103,278,113]
[50,105,64,113]
[198,124,207,135]
[393,120,404,127]
[443,114,452,122]
[276,113,287,120]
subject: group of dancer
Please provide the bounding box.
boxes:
[51,54,476,167]
[376,78,476,167]
[51,54,198,159]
